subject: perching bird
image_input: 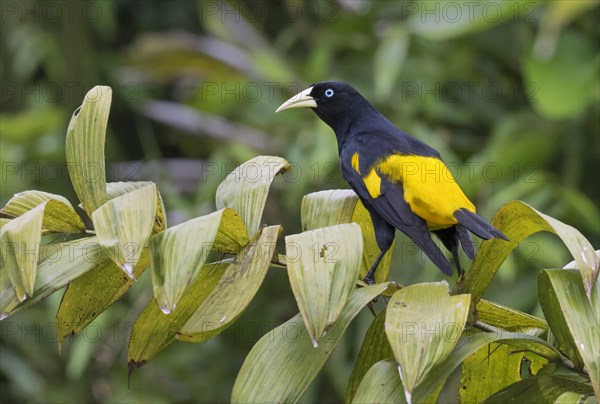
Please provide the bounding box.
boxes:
[276,82,508,285]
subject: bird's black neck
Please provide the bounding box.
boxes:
[313,101,383,150]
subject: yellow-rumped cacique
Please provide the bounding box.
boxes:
[276,81,508,285]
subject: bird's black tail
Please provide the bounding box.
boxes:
[454,208,509,241]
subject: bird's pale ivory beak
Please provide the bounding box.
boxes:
[276,86,316,112]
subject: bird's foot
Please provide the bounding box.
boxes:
[361,275,379,306]
[363,274,375,286]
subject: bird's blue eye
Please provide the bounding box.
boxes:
[325,88,334,98]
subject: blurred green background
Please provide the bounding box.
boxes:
[1,0,599,402]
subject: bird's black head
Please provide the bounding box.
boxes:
[277,81,376,135]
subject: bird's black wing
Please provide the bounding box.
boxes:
[341,140,453,275]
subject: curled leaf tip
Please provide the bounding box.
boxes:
[128,359,147,388]
[121,263,135,280]
[159,304,173,315]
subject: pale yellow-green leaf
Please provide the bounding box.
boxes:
[106,181,167,235]
[301,189,357,230]
[285,223,363,347]
[1,237,99,319]
[1,190,85,233]
[352,359,406,404]
[1,203,45,300]
[55,183,168,343]
[346,308,393,403]
[460,343,526,403]
[0,218,9,230]
[482,375,595,403]
[177,225,281,342]
[128,262,228,367]
[231,283,389,403]
[563,249,600,270]
[66,86,111,217]
[106,181,152,199]
[129,226,271,366]
[216,155,289,237]
[456,201,599,304]
[150,208,246,314]
[92,183,157,279]
[301,189,393,283]
[539,268,600,397]
[475,299,548,334]
[385,281,471,402]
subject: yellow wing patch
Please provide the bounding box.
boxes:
[351,152,380,198]
[363,168,382,198]
[351,152,361,174]
[377,155,476,229]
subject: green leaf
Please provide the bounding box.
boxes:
[0,106,64,141]
[459,343,527,403]
[1,202,45,300]
[352,359,406,404]
[456,201,599,304]
[385,282,471,402]
[56,250,150,348]
[1,190,85,233]
[231,283,389,403]
[374,23,410,100]
[285,223,363,347]
[525,31,599,119]
[346,308,393,403]
[482,375,595,403]
[539,269,600,397]
[408,0,517,41]
[92,184,157,279]
[213,208,250,255]
[150,208,247,314]
[475,298,548,334]
[177,225,281,342]
[301,189,393,284]
[66,86,112,217]
[368,328,564,403]
[215,155,290,237]
[128,262,228,367]
[1,237,100,319]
